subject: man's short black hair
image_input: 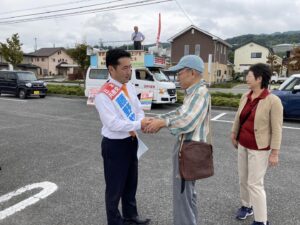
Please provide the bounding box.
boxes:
[248,63,271,89]
[105,48,131,68]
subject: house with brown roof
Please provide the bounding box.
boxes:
[0,53,40,74]
[28,47,78,76]
[168,25,232,83]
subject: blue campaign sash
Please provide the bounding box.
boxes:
[100,82,136,121]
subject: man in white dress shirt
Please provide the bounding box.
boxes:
[95,49,151,225]
[131,26,145,50]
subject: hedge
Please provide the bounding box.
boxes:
[47,84,84,96]
[177,91,241,108]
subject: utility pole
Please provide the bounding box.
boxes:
[34,37,37,51]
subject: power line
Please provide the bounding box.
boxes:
[0,0,126,20]
[174,0,194,25]
[0,0,101,15]
[0,0,172,24]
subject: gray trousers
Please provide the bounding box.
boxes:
[173,140,198,225]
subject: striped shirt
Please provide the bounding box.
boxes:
[160,81,210,142]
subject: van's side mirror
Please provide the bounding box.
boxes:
[292,85,300,94]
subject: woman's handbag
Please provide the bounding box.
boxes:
[178,100,214,183]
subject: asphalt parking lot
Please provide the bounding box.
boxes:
[0,95,299,225]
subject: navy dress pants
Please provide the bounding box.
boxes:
[101,136,139,225]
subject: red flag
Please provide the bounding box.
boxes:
[156,13,161,48]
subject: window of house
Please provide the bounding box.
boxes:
[53,58,55,62]
[41,58,44,62]
[37,58,39,62]
[31,58,33,62]
[195,44,200,56]
[251,52,262,58]
[221,45,223,54]
[184,45,189,55]
[224,47,226,55]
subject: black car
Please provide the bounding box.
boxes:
[0,70,47,99]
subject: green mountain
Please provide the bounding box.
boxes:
[226,31,300,48]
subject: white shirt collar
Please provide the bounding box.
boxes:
[109,77,123,88]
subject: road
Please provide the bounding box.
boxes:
[0,95,299,225]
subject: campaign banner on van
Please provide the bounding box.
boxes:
[140,92,153,111]
[87,88,102,106]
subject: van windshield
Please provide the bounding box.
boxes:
[89,69,109,79]
[153,71,169,82]
[17,72,37,81]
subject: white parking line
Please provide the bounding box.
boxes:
[211,113,227,121]
[0,181,58,220]
[212,119,300,130]
[0,98,27,103]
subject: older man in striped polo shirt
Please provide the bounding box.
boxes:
[144,55,211,225]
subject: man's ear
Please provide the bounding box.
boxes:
[108,65,114,74]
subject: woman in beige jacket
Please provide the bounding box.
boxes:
[231,63,283,225]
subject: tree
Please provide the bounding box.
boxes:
[66,43,90,78]
[288,47,300,72]
[266,53,277,74]
[0,33,23,68]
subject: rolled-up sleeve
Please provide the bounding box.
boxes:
[163,92,209,136]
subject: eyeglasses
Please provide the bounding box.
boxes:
[177,68,191,76]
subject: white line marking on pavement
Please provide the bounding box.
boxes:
[0,181,58,220]
[212,119,233,124]
[211,113,227,121]
[0,98,27,103]
[282,125,300,130]
[212,119,300,130]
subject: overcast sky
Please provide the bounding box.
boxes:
[1,0,300,52]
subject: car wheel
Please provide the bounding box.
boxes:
[40,95,46,98]
[19,89,27,99]
[271,80,275,84]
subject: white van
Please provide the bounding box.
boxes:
[85,66,177,104]
[84,67,109,97]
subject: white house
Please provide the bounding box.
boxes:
[234,41,273,73]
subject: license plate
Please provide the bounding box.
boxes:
[34,91,40,95]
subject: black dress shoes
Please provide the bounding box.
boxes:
[124,216,151,225]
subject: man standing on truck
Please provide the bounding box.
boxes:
[94,48,151,225]
[131,26,145,50]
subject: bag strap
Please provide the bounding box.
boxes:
[207,96,212,145]
[236,99,260,140]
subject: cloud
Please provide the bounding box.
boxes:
[0,0,300,52]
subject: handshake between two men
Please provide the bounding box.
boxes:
[140,117,166,134]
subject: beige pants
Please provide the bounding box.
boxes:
[238,144,271,223]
